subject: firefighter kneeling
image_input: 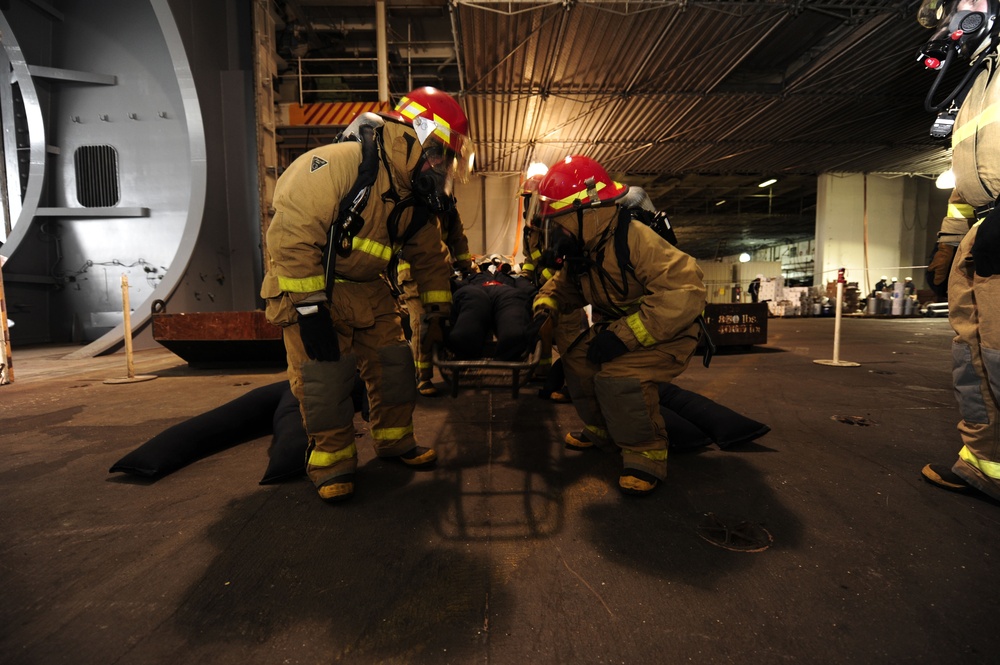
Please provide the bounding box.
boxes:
[525,155,707,496]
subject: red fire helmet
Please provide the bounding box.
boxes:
[536,155,627,219]
[382,87,474,180]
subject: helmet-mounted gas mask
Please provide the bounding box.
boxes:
[539,223,587,274]
[524,200,588,275]
[917,0,1000,114]
[408,112,474,213]
[919,0,996,62]
[412,142,457,212]
[384,88,475,213]
[526,155,628,275]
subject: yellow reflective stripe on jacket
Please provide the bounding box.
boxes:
[308,442,357,468]
[959,445,1000,479]
[415,359,433,370]
[454,251,471,261]
[626,312,657,346]
[530,248,542,260]
[522,261,535,271]
[420,290,452,305]
[398,260,411,272]
[954,101,1000,146]
[371,424,414,441]
[948,203,976,220]
[352,236,394,262]
[541,268,555,281]
[535,296,558,311]
[277,274,326,293]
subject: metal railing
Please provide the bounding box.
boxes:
[282,53,460,105]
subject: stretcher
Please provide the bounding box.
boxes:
[432,341,543,398]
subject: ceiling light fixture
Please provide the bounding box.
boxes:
[739,252,752,263]
[526,162,548,179]
[715,199,726,206]
[758,178,777,188]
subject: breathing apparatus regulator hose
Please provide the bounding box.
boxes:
[924,46,992,112]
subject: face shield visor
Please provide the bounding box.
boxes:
[412,143,456,212]
[524,210,587,274]
[410,114,474,180]
[409,115,475,212]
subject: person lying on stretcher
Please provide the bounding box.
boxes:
[444,254,538,361]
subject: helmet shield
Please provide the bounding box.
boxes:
[522,207,593,276]
[412,142,457,212]
[531,221,586,274]
[388,87,475,184]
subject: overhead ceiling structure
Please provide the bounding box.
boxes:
[273,0,956,260]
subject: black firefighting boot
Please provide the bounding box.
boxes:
[618,469,659,496]
[318,474,355,503]
[417,380,439,397]
[921,463,970,492]
[564,430,594,451]
[393,445,438,468]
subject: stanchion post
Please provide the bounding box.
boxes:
[103,273,157,384]
[832,281,843,363]
[121,274,135,379]
[814,268,860,368]
[0,256,12,385]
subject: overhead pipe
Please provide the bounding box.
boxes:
[376,0,388,103]
[448,3,467,93]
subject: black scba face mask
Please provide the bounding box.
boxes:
[918,0,1000,113]
[922,9,992,61]
[412,144,456,212]
[535,222,587,274]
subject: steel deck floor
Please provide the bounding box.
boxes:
[1,317,998,665]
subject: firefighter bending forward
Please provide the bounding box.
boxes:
[526,155,707,496]
[915,1,1000,499]
[261,87,474,503]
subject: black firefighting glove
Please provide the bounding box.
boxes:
[297,303,340,362]
[455,262,478,281]
[523,309,553,350]
[420,310,452,351]
[926,242,955,300]
[587,329,629,364]
[972,208,1000,278]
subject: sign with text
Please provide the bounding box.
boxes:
[702,303,768,347]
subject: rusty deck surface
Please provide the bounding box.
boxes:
[1,317,998,664]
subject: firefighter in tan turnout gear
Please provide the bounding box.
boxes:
[525,155,707,496]
[915,1,1000,499]
[261,87,474,503]
[519,170,585,397]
